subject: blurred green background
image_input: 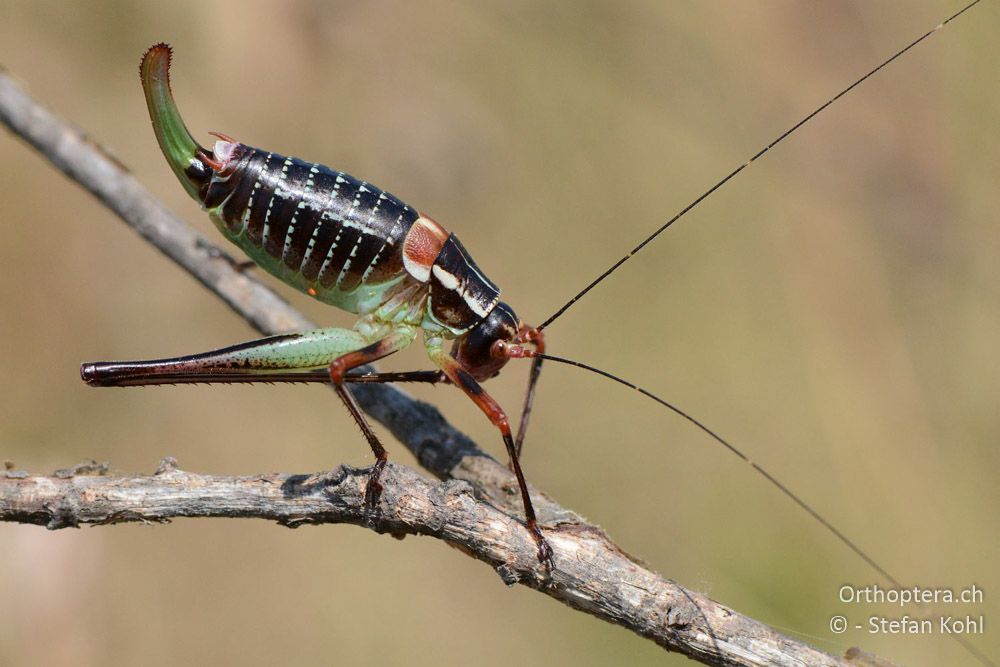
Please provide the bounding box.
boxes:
[1,1,996,665]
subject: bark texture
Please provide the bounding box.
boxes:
[1,458,848,667]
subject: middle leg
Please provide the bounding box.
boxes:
[327,329,418,510]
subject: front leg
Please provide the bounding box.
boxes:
[425,338,554,568]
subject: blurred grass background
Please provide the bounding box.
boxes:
[1,1,997,665]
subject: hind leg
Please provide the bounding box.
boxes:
[82,325,418,510]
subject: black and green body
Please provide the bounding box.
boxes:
[83,44,552,565]
[139,44,505,335]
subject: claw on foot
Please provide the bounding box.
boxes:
[364,476,383,511]
[528,519,554,570]
[362,460,387,515]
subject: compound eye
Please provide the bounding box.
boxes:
[490,339,509,359]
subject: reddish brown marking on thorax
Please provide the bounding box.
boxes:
[402,214,449,283]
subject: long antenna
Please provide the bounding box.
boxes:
[536,353,996,667]
[537,354,901,584]
[537,0,981,331]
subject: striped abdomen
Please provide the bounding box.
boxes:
[202,144,416,299]
[138,44,504,333]
[197,141,502,333]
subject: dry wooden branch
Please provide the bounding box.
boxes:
[1,459,847,667]
[0,67,852,666]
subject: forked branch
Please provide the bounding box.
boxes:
[0,68,852,667]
